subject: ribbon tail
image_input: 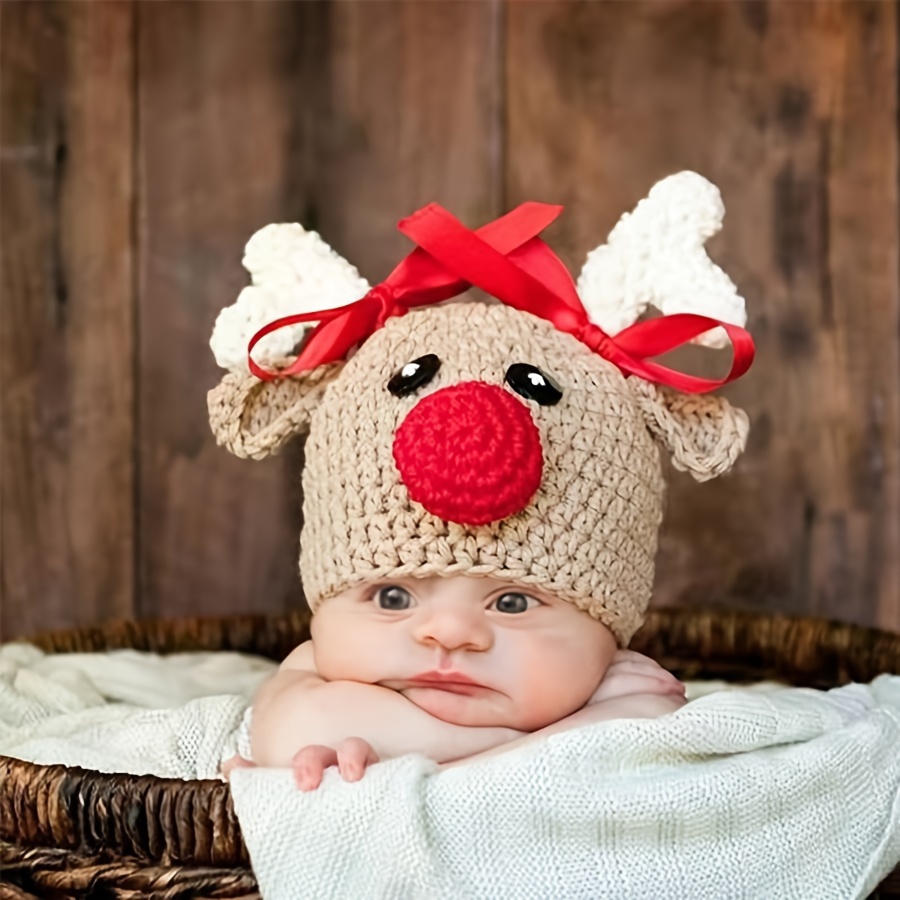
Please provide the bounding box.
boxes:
[248,301,377,381]
[611,314,755,394]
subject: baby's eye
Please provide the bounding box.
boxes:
[375,585,413,610]
[491,592,541,614]
[387,354,441,397]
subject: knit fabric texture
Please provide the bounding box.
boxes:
[208,174,752,645]
[6,642,899,898]
[0,641,273,778]
[210,301,748,645]
[230,678,900,900]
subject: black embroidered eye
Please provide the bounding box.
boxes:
[387,354,441,397]
[504,364,562,406]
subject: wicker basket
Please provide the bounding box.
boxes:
[2,606,900,899]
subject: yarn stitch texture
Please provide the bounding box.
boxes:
[210,301,748,644]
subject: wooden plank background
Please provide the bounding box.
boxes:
[1,0,897,641]
[1,2,136,636]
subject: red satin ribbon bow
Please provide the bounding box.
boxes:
[248,202,754,394]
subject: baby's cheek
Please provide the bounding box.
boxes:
[510,677,583,731]
[310,631,373,683]
[512,653,605,730]
[314,644,374,682]
[310,614,368,677]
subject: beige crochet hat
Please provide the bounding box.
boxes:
[208,172,753,645]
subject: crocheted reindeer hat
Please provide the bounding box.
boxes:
[208,172,753,645]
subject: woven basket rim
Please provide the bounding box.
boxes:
[3,605,900,871]
[19,603,900,671]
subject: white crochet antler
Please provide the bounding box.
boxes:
[210,224,369,374]
[212,173,745,375]
[576,171,746,349]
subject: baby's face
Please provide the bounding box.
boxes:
[310,575,617,731]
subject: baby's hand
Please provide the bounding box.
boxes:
[292,738,380,792]
[220,753,257,780]
[589,650,686,706]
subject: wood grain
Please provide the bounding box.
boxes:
[307,0,504,281]
[136,1,316,620]
[136,0,503,620]
[4,1,899,636]
[0,1,135,640]
[506,1,900,629]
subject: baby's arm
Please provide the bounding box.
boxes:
[441,650,686,770]
[586,648,686,705]
[249,641,523,770]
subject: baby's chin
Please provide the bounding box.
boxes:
[401,687,555,732]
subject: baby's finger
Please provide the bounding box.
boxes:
[600,671,686,702]
[629,665,683,687]
[220,754,256,781]
[612,649,657,662]
[609,651,669,672]
[292,744,338,791]
[626,673,686,696]
[609,661,683,689]
[336,737,379,782]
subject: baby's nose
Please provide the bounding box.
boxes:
[415,607,493,652]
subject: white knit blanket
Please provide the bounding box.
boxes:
[230,679,900,900]
[0,642,273,777]
[3,642,900,899]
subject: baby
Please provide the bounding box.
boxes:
[209,188,751,792]
[225,575,685,789]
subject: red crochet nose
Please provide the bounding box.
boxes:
[392,381,544,526]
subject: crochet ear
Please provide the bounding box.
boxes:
[628,379,749,482]
[208,363,343,460]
